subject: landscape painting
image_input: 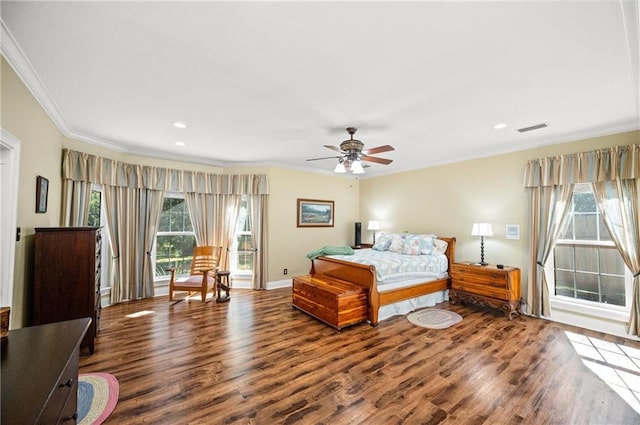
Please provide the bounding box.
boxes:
[297,199,334,227]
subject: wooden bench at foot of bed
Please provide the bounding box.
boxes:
[292,274,368,330]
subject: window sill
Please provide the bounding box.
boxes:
[550,297,629,323]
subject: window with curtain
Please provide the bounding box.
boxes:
[154,195,196,279]
[230,196,253,274]
[87,184,112,298]
[549,183,632,312]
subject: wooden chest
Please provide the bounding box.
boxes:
[450,262,521,320]
[292,275,368,330]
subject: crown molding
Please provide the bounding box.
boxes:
[0,19,71,134]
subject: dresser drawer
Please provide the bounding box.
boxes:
[36,346,79,424]
[452,269,509,288]
[452,280,508,300]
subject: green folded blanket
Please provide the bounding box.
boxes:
[306,245,354,260]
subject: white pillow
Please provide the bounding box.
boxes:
[387,234,405,254]
[433,238,448,255]
[372,233,392,251]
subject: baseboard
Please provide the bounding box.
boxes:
[267,279,292,290]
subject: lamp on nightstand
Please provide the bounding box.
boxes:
[368,220,380,244]
[471,223,493,266]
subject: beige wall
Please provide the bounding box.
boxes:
[360,130,640,296]
[2,57,64,327]
[267,168,360,281]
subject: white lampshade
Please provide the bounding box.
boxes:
[367,220,380,231]
[471,223,493,237]
[351,160,365,174]
[334,162,346,173]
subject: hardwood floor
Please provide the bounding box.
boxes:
[80,288,640,424]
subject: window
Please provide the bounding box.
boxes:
[88,189,102,227]
[87,185,111,295]
[230,196,253,274]
[155,195,196,278]
[552,183,630,308]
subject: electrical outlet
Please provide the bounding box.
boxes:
[283,268,288,275]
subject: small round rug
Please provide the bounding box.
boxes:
[78,372,119,425]
[407,308,462,329]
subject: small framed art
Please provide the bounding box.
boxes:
[297,198,334,227]
[505,224,520,240]
[36,175,49,213]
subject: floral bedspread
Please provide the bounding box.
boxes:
[325,249,448,285]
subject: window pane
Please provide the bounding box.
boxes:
[155,235,196,277]
[88,190,101,227]
[600,246,624,275]
[574,214,597,240]
[573,192,597,213]
[560,215,574,239]
[231,197,253,273]
[598,216,612,242]
[159,198,191,232]
[555,270,575,297]
[575,246,598,273]
[554,245,574,269]
[601,275,625,306]
[156,196,196,278]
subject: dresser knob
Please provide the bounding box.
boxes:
[59,378,74,388]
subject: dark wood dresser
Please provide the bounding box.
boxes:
[1,318,91,424]
[449,261,522,320]
[33,227,101,354]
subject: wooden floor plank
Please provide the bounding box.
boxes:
[81,287,640,424]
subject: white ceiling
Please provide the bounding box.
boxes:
[1,1,639,178]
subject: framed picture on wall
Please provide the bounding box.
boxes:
[297,199,334,227]
[506,224,520,240]
[36,175,49,213]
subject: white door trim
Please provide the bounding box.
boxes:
[1,128,21,320]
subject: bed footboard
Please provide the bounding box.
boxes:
[310,256,381,324]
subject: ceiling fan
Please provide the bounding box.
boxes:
[306,127,394,174]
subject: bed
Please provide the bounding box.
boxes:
[309,235,456,326]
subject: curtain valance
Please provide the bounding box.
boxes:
[523,144,639,188]
[62,149,269,194]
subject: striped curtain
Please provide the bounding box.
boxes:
[61,149,269,303]
[523,144,640,334]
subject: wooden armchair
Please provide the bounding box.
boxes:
[169,246,222,302]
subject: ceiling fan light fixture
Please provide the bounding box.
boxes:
[334,162,347,173]
[351,160,365,174]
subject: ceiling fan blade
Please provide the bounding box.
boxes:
[362,145,394,155]
[323,145,344,154]
[306,156,341,162]
[362,156,393,165]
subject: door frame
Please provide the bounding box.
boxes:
[1,128,20,322]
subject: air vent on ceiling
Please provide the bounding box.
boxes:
[517,123,548,133]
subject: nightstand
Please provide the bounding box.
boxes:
[449,261,521,320]
[351,243,373,249]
